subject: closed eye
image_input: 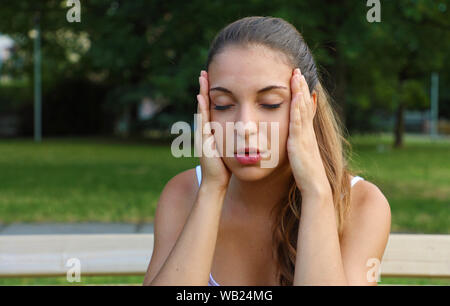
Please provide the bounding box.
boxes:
[213,104,232,111]
[261,103,283,109]
[213,103,283,111]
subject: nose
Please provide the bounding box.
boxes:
[235,102,258,141]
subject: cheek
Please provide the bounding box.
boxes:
[268,114,290,163]
[258,118,289,160]
[267,108,290,146]
[278,121,289,157]
[271,120,289,154]
[210,109,232,122]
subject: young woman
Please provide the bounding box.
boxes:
[143,16,391,286]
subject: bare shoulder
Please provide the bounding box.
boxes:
[342,176,391,244]
[143,167,200,284]
[348,178,391,225]
[155,167,199,225]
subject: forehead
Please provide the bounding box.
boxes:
[208,45,293,90]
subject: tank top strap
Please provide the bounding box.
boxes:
[351,175,364,187]
[208,273,220,286]
[195,165,202,186]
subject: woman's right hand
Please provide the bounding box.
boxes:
[196,70,231,190]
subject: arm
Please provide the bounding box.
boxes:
[143,179,227,286]
[144,69,231,285]
[288,69,346,284]
[287,68,391,285]
[293,190,347,285]
[293,182,391,286]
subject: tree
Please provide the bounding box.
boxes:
[1,0,448,141]
[351,0,450,147]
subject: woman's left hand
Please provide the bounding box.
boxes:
[287,68,331,199]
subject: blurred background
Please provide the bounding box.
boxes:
[0,0,449,285]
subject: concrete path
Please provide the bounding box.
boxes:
[0,222,154,235]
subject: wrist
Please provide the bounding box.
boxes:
[300,182,333,203]
[199,182,228,196]
[196,183,228,210]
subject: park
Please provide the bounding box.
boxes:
[0,1,449,287]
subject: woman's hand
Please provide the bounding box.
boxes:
[287,68,331,199]
[196,70,232,190]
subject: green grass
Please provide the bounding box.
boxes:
[379,277,450,286]
[348,133,450,234]
[0,275,144,286]
[0,137,198,223]
[0,275,448,286]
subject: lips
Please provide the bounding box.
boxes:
[235,147,260,155]
[234,147,263,165]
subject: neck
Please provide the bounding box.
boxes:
[227,162,293,219]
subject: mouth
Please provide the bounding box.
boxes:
[234,147,263,165]
[234,147,260,155]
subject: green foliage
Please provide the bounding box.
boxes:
[0,0,449,134]
[0,79,32,112]
[399,79,429,109]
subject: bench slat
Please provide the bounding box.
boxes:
[0,233,449,278]
[380,234,450,278]
[0,234,153,277]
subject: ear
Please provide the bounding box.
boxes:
[311,91,318,118]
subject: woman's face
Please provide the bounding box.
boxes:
[208,45,293,181]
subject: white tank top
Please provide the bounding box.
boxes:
[193,165,365,286]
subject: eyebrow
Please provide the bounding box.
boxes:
[209,85,288,95]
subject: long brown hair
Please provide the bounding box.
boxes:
[205,16,359,286]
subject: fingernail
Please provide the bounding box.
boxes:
[295,68,300,75]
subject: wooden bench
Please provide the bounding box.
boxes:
[0,233,449,281]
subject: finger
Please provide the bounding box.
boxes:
[197,94,219,158]
[196,94,206,134]
[195,94,204,156]
[291,72,305,120]
[291,70,301,96]
[299,74,312,120]
[290,71,303,127]
[199,71,210,106]
[290,91,302,129]
[297,88,308,123]
[197,94,209,133]
[199,74,212,117]
[199,75,208,98]
[197,94,211,156]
